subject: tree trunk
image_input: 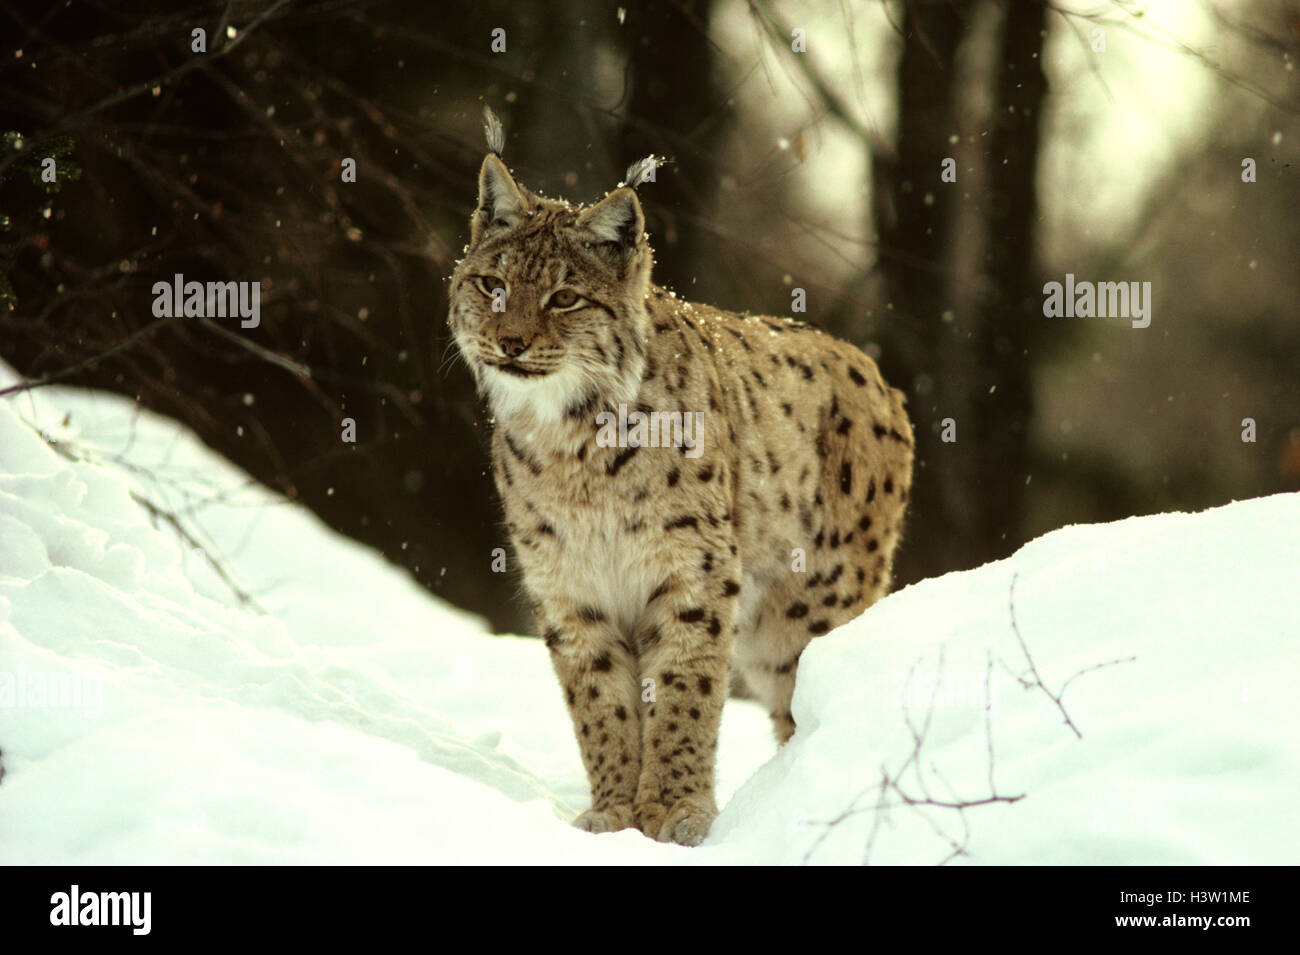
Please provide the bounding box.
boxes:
[877,0,1048,586]
[974,0,1049,565]
[873,1,966,586]
[618,0,721,297]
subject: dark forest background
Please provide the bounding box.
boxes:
[2,0,1297,635]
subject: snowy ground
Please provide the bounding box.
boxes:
[1,359,1297,864]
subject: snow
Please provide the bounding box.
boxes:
[1,359,1296,864]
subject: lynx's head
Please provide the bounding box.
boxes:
[448,154,654,423]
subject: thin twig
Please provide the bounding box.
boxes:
[130,490,267,613]
[0,318,177,398]
[1007,571,1138,739]
[802,649,1025,865]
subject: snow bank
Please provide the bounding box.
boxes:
[1,360,1295,864]
[711,493,1300,864]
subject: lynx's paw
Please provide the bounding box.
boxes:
[636,795,717,846]
[573,804,637,834]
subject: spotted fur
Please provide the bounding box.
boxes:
[448,154,914,845]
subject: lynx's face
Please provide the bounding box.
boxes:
[449,155,653,422]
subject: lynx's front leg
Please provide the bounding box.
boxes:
[633,560,739,846]
[539,599,644,834]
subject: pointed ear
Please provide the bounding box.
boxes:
[576,188,644,260]
[471,154,525,244]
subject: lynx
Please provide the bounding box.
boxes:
[447,142,914,846]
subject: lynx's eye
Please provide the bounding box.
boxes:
[473,275,504,297]
[546,288,582,310]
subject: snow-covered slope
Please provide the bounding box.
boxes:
[1,361,1296,864]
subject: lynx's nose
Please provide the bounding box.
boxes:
[498,336,528,358]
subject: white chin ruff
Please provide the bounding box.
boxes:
[484,363,586,422]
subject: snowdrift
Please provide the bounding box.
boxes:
[1,361,1296,864]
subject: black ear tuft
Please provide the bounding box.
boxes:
[623,154,668,190]
[483,105,505,157]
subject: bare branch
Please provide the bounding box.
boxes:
[802,649,1025,865]
[1006,571,1138,739]
[744,0,891,157]
[0,318,177,399]
[130,490,267,612]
